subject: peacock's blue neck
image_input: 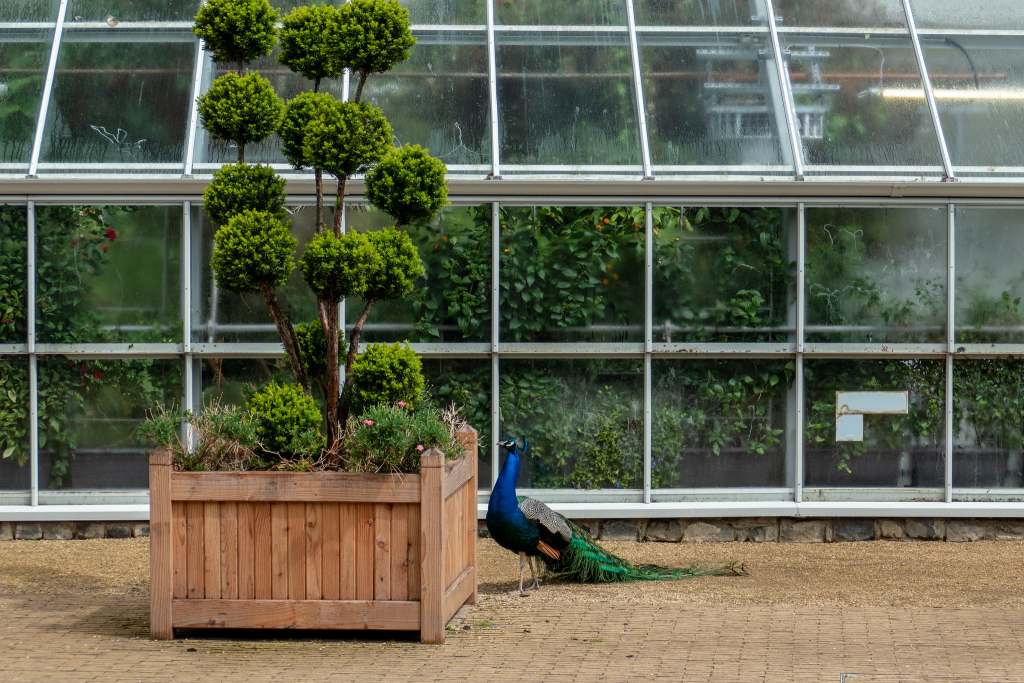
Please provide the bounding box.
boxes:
[488,450,523,519]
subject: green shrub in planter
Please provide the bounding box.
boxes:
[344,402,462,474]
[211,210,296,294]
[193,0,278,68]
[203,163,286,225]
[294,320,347,385]
[347,343,424,417]
[246,382,324,456]
[197,73,284,163]
[366,145,447,227]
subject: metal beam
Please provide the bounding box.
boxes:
[625,0,653,179]
[485,0,501,178]
[27,0,68,177]
[763,0,805,180]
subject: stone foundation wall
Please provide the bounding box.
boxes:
[0,522,148,541]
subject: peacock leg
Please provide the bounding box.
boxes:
[517,552,528,596]
[528,555,540,590]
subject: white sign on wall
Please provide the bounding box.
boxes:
[835,391,910,442]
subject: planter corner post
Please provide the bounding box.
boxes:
[419,450,445,644]
[149,449,174,640]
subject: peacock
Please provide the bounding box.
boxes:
[486,437,747,594]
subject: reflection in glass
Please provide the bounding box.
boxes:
[41,37,195,166]
[653,360,789,488]
[804,359,944,487]
[0,33,51,167]
[0,206,28,343]
[40,358,181,491]
[499,206,644,342]
[775,0,906,28]
[0,1,58,21]
[403,0,485,25]
[654,207,794,343]
[67,0,201,22]
[0,358,30,491]
[495,0,626,25]
[780,35,941,169]
[955,208,1024,343]
[911,0,1024,30]
[805,207,946,343]
[922,39,1024,169]
[362,33,490,165]
[500,359,643,489]
[198,357,289,409]
[496,33,641,167]
[639,32,784,167]
[346,203,491,344]
[36,205,181,343]
[191,204,318,343]
[954,360,1024,490]
[422,358,491,488]
[635,0,764,26]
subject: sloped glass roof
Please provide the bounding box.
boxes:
[1,0,1023,181]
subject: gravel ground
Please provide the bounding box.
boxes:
[2,537,1022,609]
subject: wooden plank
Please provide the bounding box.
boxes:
[203,502,222,600]
[390,505,409,601]
[149,451,173,639]
[172,502,188,600]
[219,502,238,600]
[355,504,375,601]
[270,503,288,600]
[419,450,445,644]
[466,448,478,605]
[172,599,420,631]
[321,502,340,600]
[253,503,272,599]
[237,503,255,600]
[444,566,476,623]
[287,503,306,600]
[305,504,323,600]
[339,503,357,600]
[443,455,473,499]
[407,504,420,601]
[443,492,458,586]
[171,472,420,503]
[374,504,392,601]
[185,502,205,599]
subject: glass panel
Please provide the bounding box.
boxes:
[197,357,288,408]
[422,358,491,489]
[922,38,1024,170]
[955,208,1024,343]
[639,31,785,168]
[499,359,643,489]
[495,0,626,25]
[346,203,491,344]
[36,205,181,343]
[0,205,27,343]
[912,0,1024,30]
[499,206,644,343]
[805,207,947,343]
[0,29,52,169]
[495,31,642,168]
[804,359,945,487]
[0,357,30,491]
[191,204,319,344]
[775,0,907,28]
[40,357,181,492]
[362,31,490,166]
[653,360,790,488]
[0,1,58,22]
[40,34,196,166]
[67,0,202,22]
[653,206,795,342]
[635,0,764,27]
[404,0,485,25]
[954,359,1024,490]
[780,34,942,169]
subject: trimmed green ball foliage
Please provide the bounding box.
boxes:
[279,92,337,170]
[303,100,392,179]
[364,228,424,301]
[246,382,324,456]
[193,0,278,67]
[198,72,284,152]
[279,5,344,84]
[203,163,286,225]
[366,145,447,226]
[300,230,381,302]
[347,343,425,417]
[211,210,296,293]
[336,0,415,76]
[294,320,347,382]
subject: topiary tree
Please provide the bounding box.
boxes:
[366,145,448,228]
[193,0,278,72]
[197,72,283,163]
[336,0,416,101]
[346,343,425,418]
[203,163,286,224]
[246,381,324,456]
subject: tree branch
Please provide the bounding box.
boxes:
[259,281,309,391]
[332,175,348,236]
[354,71,368,102]
[337,298,374,427]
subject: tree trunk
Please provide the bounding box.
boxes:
[323,301,341,451]
[315,169,324,230]
[354,71,368,102]
[259,282,309,391]
[332,175,348,236]
[237,144,245,165]
[337,299,374,428]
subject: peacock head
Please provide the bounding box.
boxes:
[498,436,528,457]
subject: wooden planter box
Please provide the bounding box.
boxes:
[149,428,478,643]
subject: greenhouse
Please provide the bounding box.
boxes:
[3,0,1024,523]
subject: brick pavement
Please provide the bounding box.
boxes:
[2,539,1023,682]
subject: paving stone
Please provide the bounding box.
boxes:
[15,523,42,540]
[644,519,683,543]
[946,520,991,543]
[992,520,1024,540]
[779,519,827,543]
[905,519,945,540]
[834,518,876,542]
[682,521,735,542]
[74,523,106,540]
[600,520,640,541]
[878,519,906,540]
[104,525,133,539]
[42,523,73,541]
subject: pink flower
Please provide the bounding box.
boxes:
[362,419,375,426]
[396,401,407,409]
[415,444,425,452]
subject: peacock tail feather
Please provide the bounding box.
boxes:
[543,521,747,583]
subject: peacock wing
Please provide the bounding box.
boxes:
[518,497,572,557]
